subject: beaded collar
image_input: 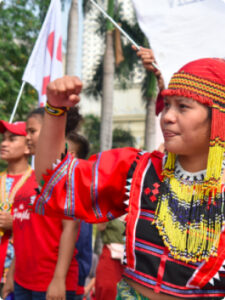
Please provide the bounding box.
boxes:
[174,160,206,183]
[174,158,225,183]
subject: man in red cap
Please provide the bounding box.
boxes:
[0,120,35,293]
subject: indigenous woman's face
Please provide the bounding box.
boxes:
[160,96,211,156]
[26,115,43,155]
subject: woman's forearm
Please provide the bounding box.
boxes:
[35,113,66,183]
[35,76,82,183]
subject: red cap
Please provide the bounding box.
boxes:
[0,121,27,136]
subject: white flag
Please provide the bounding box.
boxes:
[132,0,225,84]
[22,0,63,106]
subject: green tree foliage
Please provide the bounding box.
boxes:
[0,0,50,121]
[83,114,135,155]
[0,135,8,171]
[82,114,101,155]
[112,127,135,148]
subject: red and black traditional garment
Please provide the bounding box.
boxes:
[33,148,225,299]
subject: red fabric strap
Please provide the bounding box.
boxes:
[154,248,169,293]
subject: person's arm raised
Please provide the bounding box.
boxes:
[35,76,82,183]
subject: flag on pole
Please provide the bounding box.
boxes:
[132,0,225,84]
[22,0,63,106]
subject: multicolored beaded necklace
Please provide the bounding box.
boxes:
[155,158,225,263]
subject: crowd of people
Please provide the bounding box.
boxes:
[1,46,225,300]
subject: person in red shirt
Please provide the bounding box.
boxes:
[2,110,80,300]
[0,121,32,295]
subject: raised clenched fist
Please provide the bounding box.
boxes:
[46,76,83,108]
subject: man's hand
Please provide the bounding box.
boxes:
[46,76,82,108]
[0,211,13,231]
[2,280,14,300]
[2,265,14,299]
[133,46,165,91]
[46,277,66,300]
[134,46,157,72]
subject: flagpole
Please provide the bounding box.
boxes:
[76,0,84,78]
[89,0,159,70]
[9,81,26,123]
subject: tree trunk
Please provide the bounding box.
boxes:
[66,0,79,75]
[144,97,156,152]
[100,30,115,151]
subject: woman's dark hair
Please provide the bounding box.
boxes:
[65,106,83,135]
[27,107,45,120]
[208,107,212,120]
[27,106,83,135]
[66,132,89,159]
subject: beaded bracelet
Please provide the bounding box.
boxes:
[45,101,68,117]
